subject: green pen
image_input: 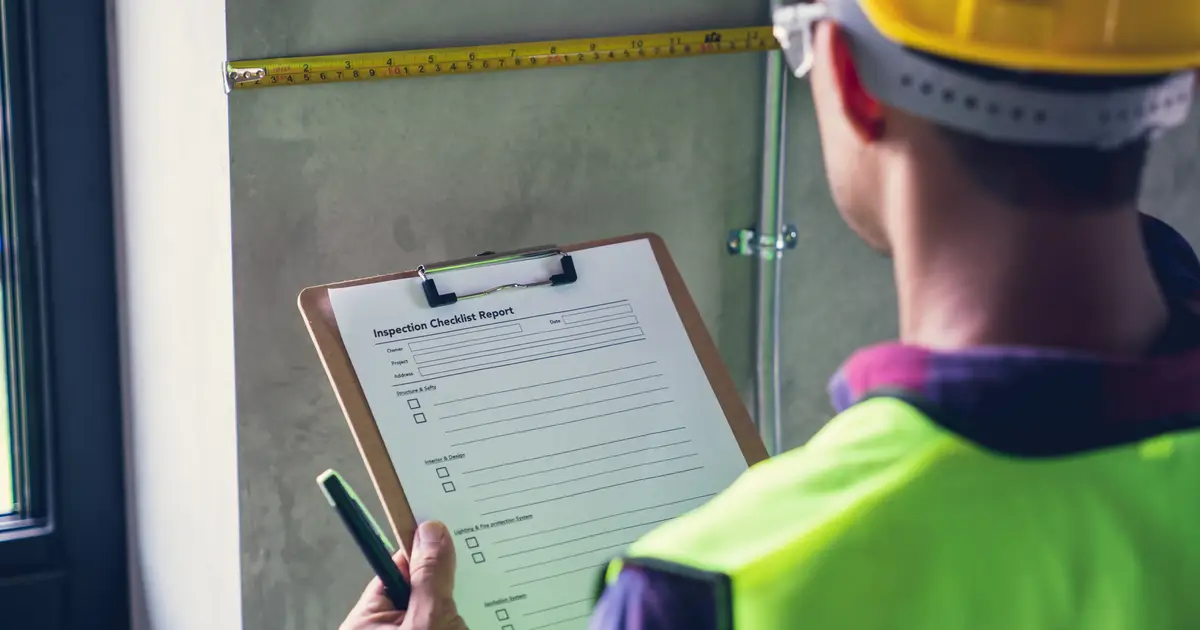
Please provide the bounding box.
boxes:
[318,469,413,607]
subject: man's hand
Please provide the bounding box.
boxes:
[340,520,468,630]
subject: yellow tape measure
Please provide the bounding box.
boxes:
[226,26,779,91]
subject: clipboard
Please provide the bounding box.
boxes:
[298,232,767,552]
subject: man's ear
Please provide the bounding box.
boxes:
[828,23,886,142]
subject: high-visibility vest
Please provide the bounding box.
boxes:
[603,396,1200,629]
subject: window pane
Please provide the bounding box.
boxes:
[1,277,10,515]
[0,37,43,525]
[0,88,11,518]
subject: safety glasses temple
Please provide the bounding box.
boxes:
[772,2,830,78]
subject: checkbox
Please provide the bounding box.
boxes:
[473,551,486,564]
[436,466,449,478]
[494,607,507,620]
[407,398,421,410]
[442,481,456,493]
[413,413,427,424]
[465,536,479,549]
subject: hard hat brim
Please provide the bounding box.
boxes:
[828,0,1196,148]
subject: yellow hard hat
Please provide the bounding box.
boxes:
[863,0,1200,75]
[773,0,1198,148]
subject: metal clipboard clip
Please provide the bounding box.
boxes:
[417,246,579,308]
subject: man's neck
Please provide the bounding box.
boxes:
[891,199,1169,357]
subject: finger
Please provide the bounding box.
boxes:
[350,573,391,614]
[394,547,412,583]
[350,550,408,615]
[345,579,386,623]
[408,521,457,601]
[402,521,463,628]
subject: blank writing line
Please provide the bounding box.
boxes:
[525,598,593,617]
[436,362,656,405]
[461,427,686,475]
[480,467,705,516]
[527,613,593,630]
[511,564,603,588]
[416,326,643,368]
[506,540,636,573]
[414,337,647,382]
[468,441,691,489]
[476,454,699,502]
[563,312,633,327]
[406,329,524,354]
[499,520,671,559]
[446,387,669,434]
[493,494,715,544]
[449,401,675,448]
[442,375,662,419]
[416,317,631,355]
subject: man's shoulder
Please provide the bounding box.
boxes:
[593,398,1019,629]
[627,397,962,574]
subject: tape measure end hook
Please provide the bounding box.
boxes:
[223,63,268,92]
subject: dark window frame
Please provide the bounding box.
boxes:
[0,0,128,627]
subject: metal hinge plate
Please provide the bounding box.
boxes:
[726,226,798,259]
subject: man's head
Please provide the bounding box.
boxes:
[777,0,1198,255]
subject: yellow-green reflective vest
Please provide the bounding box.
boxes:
[604,396,1200,629]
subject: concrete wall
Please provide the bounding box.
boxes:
[1144,113,1200,247]
[227,2,1200,628]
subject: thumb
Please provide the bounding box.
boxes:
[408,520,457,605]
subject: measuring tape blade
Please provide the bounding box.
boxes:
[226,26,779,91]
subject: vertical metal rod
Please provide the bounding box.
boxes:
[754,45,789,456]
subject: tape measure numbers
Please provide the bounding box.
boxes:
[226,26,779,90]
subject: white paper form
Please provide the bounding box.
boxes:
[328,239,748,630]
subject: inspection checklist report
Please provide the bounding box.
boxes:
[328,240,749,630]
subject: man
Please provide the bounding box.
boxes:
[344,0,1200,627]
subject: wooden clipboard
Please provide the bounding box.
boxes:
[298,232,767,552]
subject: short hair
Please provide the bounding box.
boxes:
[915,51,1169,210]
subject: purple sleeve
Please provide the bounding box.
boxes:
[1141,213,1200,299]
[1140,214,1200,350]
[589,566,722,630]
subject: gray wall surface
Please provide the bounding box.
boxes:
[227,2,1199,628]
